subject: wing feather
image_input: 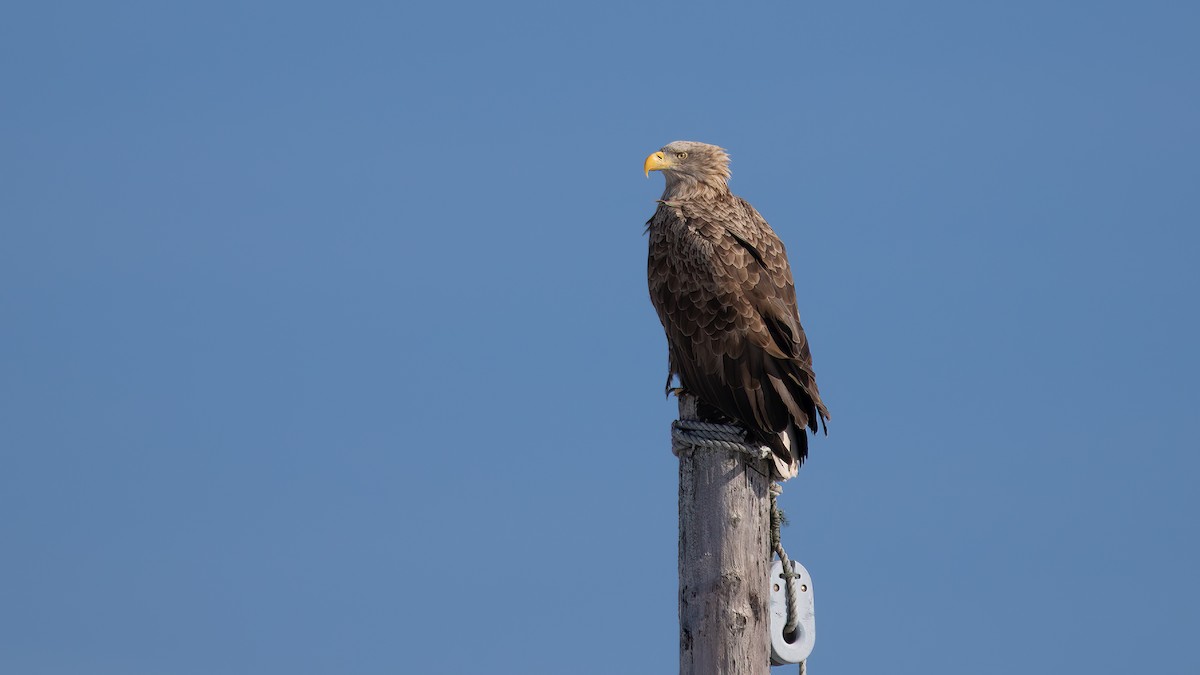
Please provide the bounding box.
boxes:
[647,195,829,477]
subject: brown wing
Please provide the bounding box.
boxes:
[647,197,829,473]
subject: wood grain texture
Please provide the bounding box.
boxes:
[677,394,771,675]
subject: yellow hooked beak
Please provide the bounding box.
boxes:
[644,151,672,177]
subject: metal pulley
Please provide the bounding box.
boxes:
[769,559,815,666]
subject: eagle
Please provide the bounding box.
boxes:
[644,141,829,480]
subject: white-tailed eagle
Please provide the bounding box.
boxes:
[645,141,830,479]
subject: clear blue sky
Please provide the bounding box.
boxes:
[2,1,1198,673]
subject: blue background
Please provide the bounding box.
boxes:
[2,1,1197,673]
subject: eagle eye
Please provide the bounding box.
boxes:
[676,152,688,159]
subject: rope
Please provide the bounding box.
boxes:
[672,418,808,673]
[770,483,801,636]
[772,483,808,675]
[670,419,773,460]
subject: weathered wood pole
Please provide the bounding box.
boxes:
[677,394,772,675]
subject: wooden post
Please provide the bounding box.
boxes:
[677,394,772,675]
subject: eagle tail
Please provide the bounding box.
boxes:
[763,425,804,480]
[763,363,822,480]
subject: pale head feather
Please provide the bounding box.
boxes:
[657,141,732,199]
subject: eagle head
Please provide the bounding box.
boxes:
[644,141,732,196]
